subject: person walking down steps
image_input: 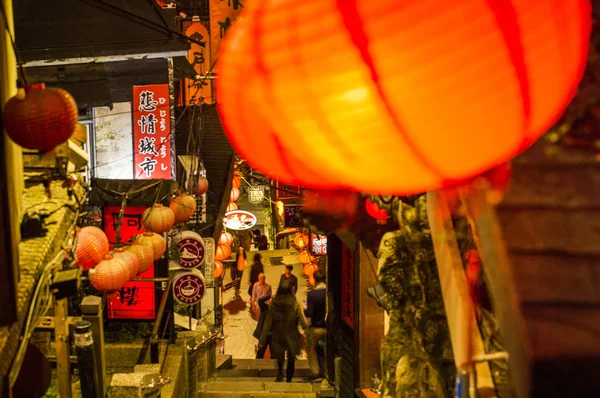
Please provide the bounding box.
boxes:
[259,281,308,382]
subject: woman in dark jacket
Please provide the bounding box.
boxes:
[248,253,264,296]
[259,281,308,382]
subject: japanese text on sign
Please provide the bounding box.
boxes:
[133,85,172,180]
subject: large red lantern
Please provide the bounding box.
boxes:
[217,0,591,195]
[75,226,109,270]
[142,204,175,233]
[88,254,130,292]
[170,194,197,224]
[3,84,78,151]
[365,198,391,225]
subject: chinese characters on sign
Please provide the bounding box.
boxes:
[311,234,328,256]
[184,21,213,105]
[340,243,354,329]
[209,0,244,65]
[133,85,172,180]
[173,271,206,305]
[222,210,257,230]
[284,205,303,228]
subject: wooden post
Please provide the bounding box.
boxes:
[54,297,72,398]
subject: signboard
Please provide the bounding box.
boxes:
[183,20,212,105]
[311,234,328,256]
[275,182,301,200]
[247,185,265,205]
[203,238,215,286]
[209,0,244,67]
[284,205,303,228]
[340,243,355,329]
[173,270,206,305]
[104,206,155,319]
[173,231,205,269]
[223,210,257,230]
[132,84,172,180]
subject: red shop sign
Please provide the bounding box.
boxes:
[133,84,172,180]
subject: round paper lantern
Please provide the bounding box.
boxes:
[142,204,175,233]
[293,234,309,249]
[232,176,241,189]
[196,176,209,196]
[128,242,154,274]
[226,202,238,212]
[3,84,78,151]
[170,194,197,224]
[215,244,232,261]
[365,198,391,225]
[113,248,140,281]
[219,231,234,246]
[217,0,591,195]
[136,232,167,261]
[303,263,316,277]
[88,254,130,292]
[214,260,224,279]
[230,187,240,202]
[75,226,109,270]
[298,250,312,265]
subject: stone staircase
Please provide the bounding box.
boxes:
[198,359,324,398]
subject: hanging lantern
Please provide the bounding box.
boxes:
[196,176,209,196]
[226,202,238,212]
[215,244,232,261]
[219,231,234,246]
[232,176,241,189]
[3,84,78,151]
[298,250,313,265]
[217,0,591,195]
[113,248,140,281]
[142,204,175,233]
[365,198,391,225]
[136,232,167,261]
[237,247,247,271]
[230,187,240,202]
[170,194,197,224]
[128,242,154,274]
[303,263,316,277]
[308,275,316,287]
[75,226,109,270]
[88,254,130,292]
[214,260,224,279]
[293,234,309,249]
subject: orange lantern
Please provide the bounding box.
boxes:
[170,194,197,224]
[196,176,209,196]
[215,244,232,261]
[3,84,78,151]
[128,242,154,274]
[219,231,234,246]
[136,232,167,261]
[232,176,241,189]
[75,226,109,270]
[230,187,240,202]
[298,250,312,265]
[237,247,247,271]
[88,254,130,292]
[293,234,309,249]
[365,198,391,225]
[142,204,175,233]
[214,260,224,279]
[303,263,316,277]
[217,0,591,195]
[226,202,238,212]
[113,248,140,281]
[308,275,316,287]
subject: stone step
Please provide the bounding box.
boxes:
[217,354,233,369]
[216,368,314,378]
[197,393,317,398]
[200,380,314,393]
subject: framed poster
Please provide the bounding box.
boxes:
[275,182,301,200]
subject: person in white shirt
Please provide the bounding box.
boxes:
[251,273,272,309]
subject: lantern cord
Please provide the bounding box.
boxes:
[0,0,28,86]
[114,193,129,247]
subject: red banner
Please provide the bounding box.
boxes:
[103,206,156,320]
[183,21,213,105]
[340,243,354,329]
[132,84,172,180]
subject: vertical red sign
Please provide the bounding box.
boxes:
[340,243,354,329]
[133,84,172,180]
[103,206,156,319]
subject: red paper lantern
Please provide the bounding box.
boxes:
[232,176,241,189]
[3,84,78,151]
[136,232,167,261]
[142,204,175,233]
[217,0,591,195]
[113,248,140,281]
[298,250,313,265]
[75,226,109,270]
[230,187,240,202]
[170,194,197,224]
[215,244,232,261]
[219,231,234,246]
[365,198,391,225]
[293,234,309,249]
[196,176,209,196]
[303,263,316,277]
[226,202,238,212]
[214,260,224,279]
[89,254,130,292]
[128,242,154,274]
